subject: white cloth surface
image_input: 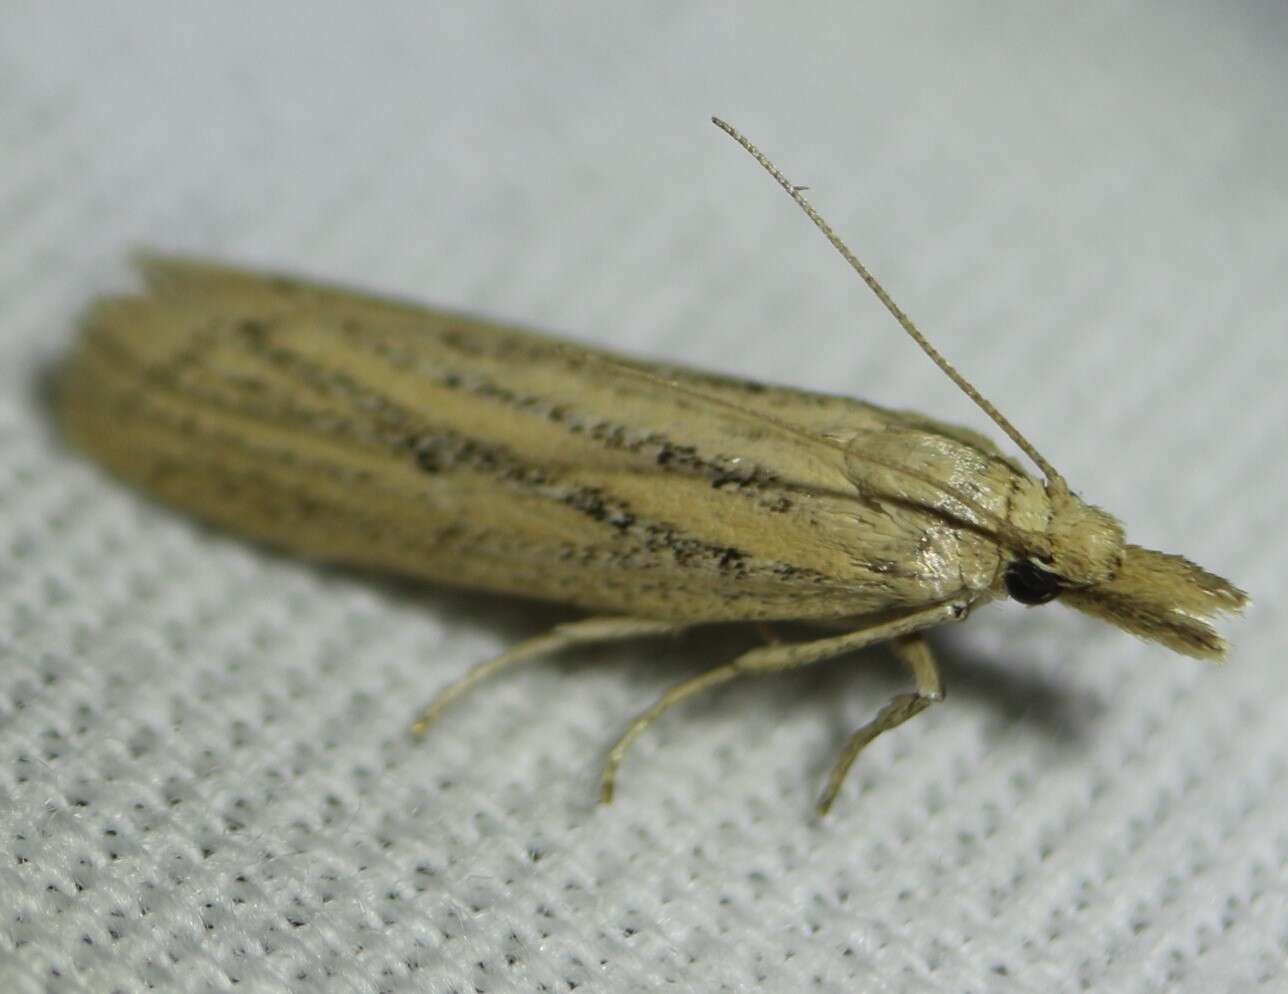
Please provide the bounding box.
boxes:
[2,5,1285,992]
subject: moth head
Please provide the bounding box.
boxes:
[1004,484,1248,660]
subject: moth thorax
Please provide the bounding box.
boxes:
[1045,490,1125,587]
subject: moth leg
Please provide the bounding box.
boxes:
[814,632,944,816]
[409,617,686,737]
[599,600,965,803]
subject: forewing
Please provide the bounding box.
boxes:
[60,258,992,621]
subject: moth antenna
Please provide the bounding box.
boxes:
[712,116,1066,492]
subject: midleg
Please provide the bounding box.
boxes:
[598,600,966,803]
[814,632,945,815]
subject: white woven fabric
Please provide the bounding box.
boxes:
[2,5,1284,992]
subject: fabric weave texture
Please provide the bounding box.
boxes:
[2,5,1284,992]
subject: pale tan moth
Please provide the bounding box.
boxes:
[58,118,1247,813]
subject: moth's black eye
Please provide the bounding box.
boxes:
[1004,559,1063,605]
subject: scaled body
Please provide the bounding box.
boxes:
[61,258,1036,625]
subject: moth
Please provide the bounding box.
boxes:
[57,118,1246,812]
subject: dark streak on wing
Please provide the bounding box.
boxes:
[224,319,823,580]
[69,299,842,595]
